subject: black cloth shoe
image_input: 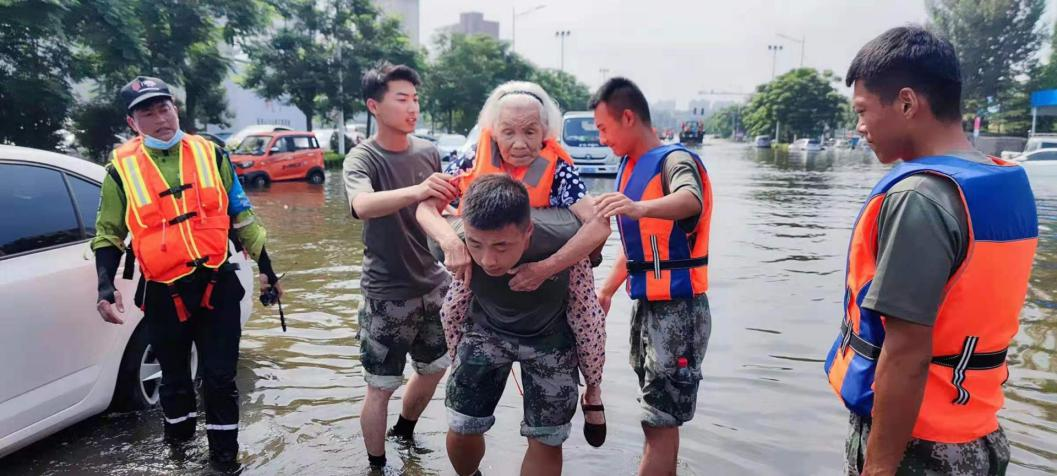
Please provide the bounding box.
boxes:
[582,402,607,448]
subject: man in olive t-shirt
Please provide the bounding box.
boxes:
[342,64,460,470]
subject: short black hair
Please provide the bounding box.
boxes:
[362,62,421,103]
[462,175,531,231]
[127,96,173,117]
[588,77,652,126]
[846,25,962,122]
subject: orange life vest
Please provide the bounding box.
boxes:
[456,127,574,210]
[824,155,1038,443]
[616,144,712,301]
[111,134,230,285]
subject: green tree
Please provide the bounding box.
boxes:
[0,0,76,150]
[927,0,1045,123]
[706,104,742,138]
[741,68,846,142]
[68,0,269,131]
[424,33,534,133]
[530,68,591,112]
[243,0,419,131]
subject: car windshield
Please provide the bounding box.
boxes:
[563,118,601,147]
[808,139,820,145]
[234,135,271,155]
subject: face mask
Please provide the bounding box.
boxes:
[142,129,185,150]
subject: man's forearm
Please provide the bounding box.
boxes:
[416,199,461,248]
[862,318,932,475]
[352,186,421,219]
[94,246,122,303]
[641,189,701,221]
[601,252,628,296]
[537,216,610,276]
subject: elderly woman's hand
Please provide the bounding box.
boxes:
[508,260,558,292]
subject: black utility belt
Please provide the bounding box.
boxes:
[626,256,709,274]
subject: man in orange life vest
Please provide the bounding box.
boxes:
[824,27,1038,475]
[592,77,713,476]
[93,76,282,472]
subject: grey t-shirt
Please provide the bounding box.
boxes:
[860,151,992,326]
[663,151,706,233]
[343,137,448,300]
[433,208,582,337]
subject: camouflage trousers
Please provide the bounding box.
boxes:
[357,279,451,392]
[630,293,712,427]
[445,320,579,447]
[845,413,1010,475]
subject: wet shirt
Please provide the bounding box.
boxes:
[91,141,267,260]
[661,150,706,233]
[343,137,448,300]
[438,209,583,338]
[860,151,992,326]
[445,144,588,208]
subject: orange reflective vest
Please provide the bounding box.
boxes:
[111,135,230,285]
[456,127,574,210]
[616,144,712,301]
[824,155,1037,443]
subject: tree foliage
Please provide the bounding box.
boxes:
[530,68,591,112]
[741,68,846,142]
[927,0,1045,128]
[423,33,534,134]
[0,0,76,149]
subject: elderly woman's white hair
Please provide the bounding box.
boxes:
[476,81,564,140]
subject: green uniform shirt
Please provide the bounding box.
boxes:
[90,141,267,261]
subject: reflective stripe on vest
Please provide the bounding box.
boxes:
[824,155,1038,443]
[615,144,712,301]
[457,127,574,210]
[111,134,231,283]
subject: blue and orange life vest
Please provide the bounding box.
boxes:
[824,155,1037,443]
[456,128,574,211]
[616,144,712,301]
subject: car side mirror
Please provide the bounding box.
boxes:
[270,146,281,153]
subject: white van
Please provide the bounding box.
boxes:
[560,112,620,176]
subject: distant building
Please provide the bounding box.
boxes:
[374,0,420,47]
[652,100,677,112]
[440,12,500,39]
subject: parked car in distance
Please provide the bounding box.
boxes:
[790,138,823,152]
[1014,148,1057,163]
[560,111,620,175]
[435,134,466,162]
[313,128,363,153]
[225,124,293,149]
[0,145,253,458]
[754,135,773,148]
[231,131,325,187]
[198,132,229,149]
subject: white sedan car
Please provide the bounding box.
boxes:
[0,145,253,458]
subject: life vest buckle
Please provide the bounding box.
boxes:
[168,211,198,225]
[159,183,194,199]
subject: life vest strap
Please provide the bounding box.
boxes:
[626,256,709,274]
[169,211,199,226]
[931,347,1007,370]
[839,320,881,360]
[158,183,194,198]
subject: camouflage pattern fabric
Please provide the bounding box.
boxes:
[357,278,451,391]
[630,293,712,427]
[446,321,579,447]
[844,413,1010,475]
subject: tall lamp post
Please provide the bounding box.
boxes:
[767,44,783,80]
[512,4,546,54]
[555,30,571,71]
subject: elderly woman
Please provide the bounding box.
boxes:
[417,81,610,446]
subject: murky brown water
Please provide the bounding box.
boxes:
[4,143,1056,475]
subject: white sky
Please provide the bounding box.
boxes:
[418,0,1057,109]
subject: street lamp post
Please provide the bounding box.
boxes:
[512,4,546,54]
[767,44,783,80]
[555,30,571,71]
[777,33,805,68]
[599,67,610,85]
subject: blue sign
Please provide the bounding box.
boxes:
[1031,89,1057,108]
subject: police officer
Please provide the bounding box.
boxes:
[93,76,282,472]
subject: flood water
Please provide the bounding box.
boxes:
[4,143,1056,475]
